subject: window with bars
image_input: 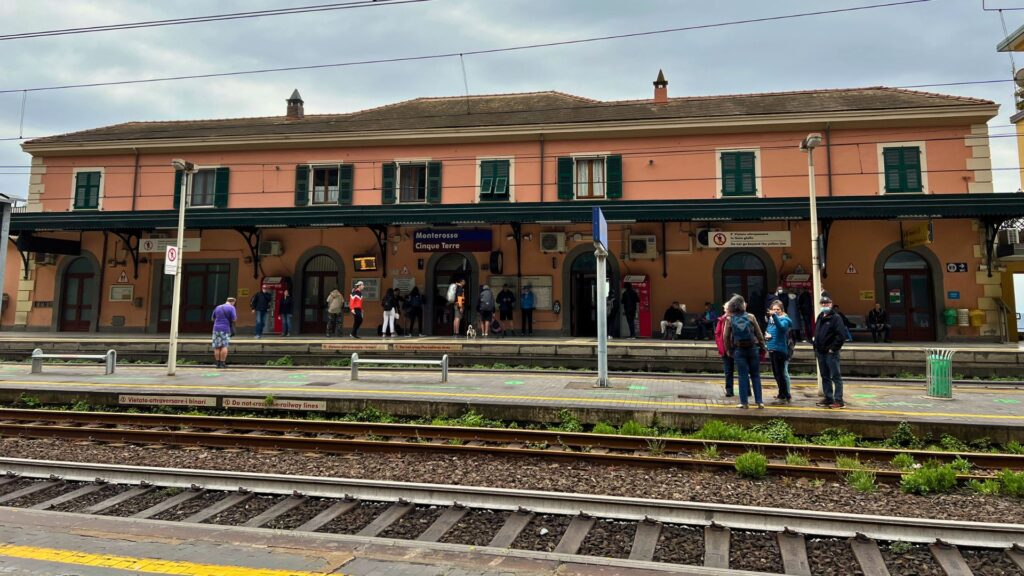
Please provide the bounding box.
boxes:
[311,166,340,204]
[73,171,101,210]
[479,159,510,201]
[882,146,923,193]
[720,151,756,197]
[190,170,217,207]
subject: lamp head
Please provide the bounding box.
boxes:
[171,159,194,171]
[800,133,823,151]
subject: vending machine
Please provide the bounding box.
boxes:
[622,274,651,338]
[261,276,292,335]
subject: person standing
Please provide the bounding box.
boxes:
[405,286,424,337]
[381,288,398,338]
[477,284,495,337]
[714,303,734,397]
[621,283,639,339]
[452,278,467,337]
[867,302,891,343]
[723,295,768,409]
[797,290,813,342]
[211,297,237,369]
[520,285,535,336]
[697,302,719,340]
[496,284,516,335]
[279,289,294,337]
[813,294,846,409]
[325,287,345,337]
[765,299,794,404]
[660,301,685,340]
[349,281,364,339]
[250,285,273,339]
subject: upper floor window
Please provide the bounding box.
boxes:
[720,151,757,197]
[381,161,441,205]
[479,159,510,201]
[882,146,923,193]
[293,164,353,206]
[73,171,101,210]
[175,167,229,209]
[400,163,427,203]
[312,166,340,204]
[556,155,622,200]
[190,170,217,207]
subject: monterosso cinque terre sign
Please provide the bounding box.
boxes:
[413,229,493,252]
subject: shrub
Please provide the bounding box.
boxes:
[692,420,745,442]
[899,461,957,495]
[835,455,864,470]
[939,434,968,453]
[949,456,973,473]
[812,428,859,447]
[1005,441,1024,455]
[748,419,799,444]
[734,452,768,479]
[619,420,656,437]
[785,452,810,467]
[889,541,912,555]
[591,422,617,435]
[891,453,916,470]
[847,470,877,493]
[70,400,92,412]
[266,355,294,366]
[352,406,395,423]
[884,422,920,449]
[556,409,583,433]
[967,479,1001,495]
[700,444,720,460]
[15,393,41,408]
[998,469,1024,498]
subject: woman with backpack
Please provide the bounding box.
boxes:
[405,286,424,337]
[765,299,794,404]
[722,295,768,409]
[381,288,398,338]
[713,302,734,398]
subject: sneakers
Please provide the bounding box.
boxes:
[725,392,735,398]
[815,399,832,407]
[736,403,749,409]
[830,402,846,409]
[756,403,765,409]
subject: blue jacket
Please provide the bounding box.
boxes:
[765,313,793,354]
[520,291,535,310]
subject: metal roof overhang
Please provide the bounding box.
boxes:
[10,193,1024,234]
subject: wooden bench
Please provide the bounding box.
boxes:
[350,353,448,382]
[31,348,116,375]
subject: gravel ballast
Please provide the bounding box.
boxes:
[806,538,865,576]
[653,524,704,566]
[1,438,1022,524]
[439,509,508,546]
[728,530,784,574]
[880,542,945,576]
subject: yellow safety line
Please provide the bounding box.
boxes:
[0,543,333,576]
[2,379,1024,422]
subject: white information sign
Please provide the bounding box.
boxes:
[223,397,327,411]
[164,246,179,275]
[393,276,416,293]
[488,275,553,310]
[141,238,201,252]
[709,231,791,248]
[119,395,216,407]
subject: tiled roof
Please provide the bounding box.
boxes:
[25,87,995,145]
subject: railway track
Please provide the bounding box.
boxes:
[0,408,1022,483]
[1,457,1022,575]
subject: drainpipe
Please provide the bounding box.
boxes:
[97,232,108,333]
[131,147,140,211]
[825,123,833,196]
[539,134,545,202]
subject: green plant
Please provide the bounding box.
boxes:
[556,409,583,433]
[15,393,41,408]
[734,451,768,479]
[692,420,745,442]
[884,422,920,449]
[1005,441,1024,455]
[810,479,825,489]
[748,419,799,444]
[785,452,810,467]
[949,456,973,473]
[446,438,465,446]
[847,470,877,493]
[834,455,864,470]
[899,461,957,495]
[592,422,617,435]
[888,541,912,555]
[619,420,656,437]
[700,444,720,460]
[812,428,859,447]
[939,434,968,453]
[266,355,295,367]
[176,358,198,365]
[70,400,92,412]
[891,453,916,470]
[646,438,666,456]
[262,395,275,407]
[352,406,395,423]
[967,479,1001,495]
[326,358,350,367]
[998,469,1024,498]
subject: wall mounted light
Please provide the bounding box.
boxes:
[524,234,533,241]
[505,234,514,241]
[551,256,557,269]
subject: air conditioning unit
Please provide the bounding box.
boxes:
[34,253,56,266]
[540,232,566,253]
[696,228,723,248]
[258,240,282,257]
[629,235,657,259]
[998,228,1021,246]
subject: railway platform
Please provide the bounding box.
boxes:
[0,360,1021,442]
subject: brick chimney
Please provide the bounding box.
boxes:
[653,70,668,104]
[286,89,304,119]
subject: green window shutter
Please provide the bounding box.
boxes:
[557,157,574,200]
[73,172,86,209]
[480,160,510,200]
[605,155,622,199]
[902,147,922,192]
[294,165,309,206]
[173,169,183,209]
[738,152,756,195]
[89,172,101,208]
[426,161,442,204]
[883,148,902,192]
[721,153,738,196]
[721,152,755,196]
[479,160,495,197]
[213,167,230,208]
[338,164,354,205]
[382,163,396,204]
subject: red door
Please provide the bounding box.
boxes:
[59,258,96,332]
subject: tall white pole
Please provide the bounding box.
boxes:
[167,165,191,376]
[595,247,609,388]
[807,145,824,394]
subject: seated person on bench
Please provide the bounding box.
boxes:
[660,301,685,340]
[867,302,892,343]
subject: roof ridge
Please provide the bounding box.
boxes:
[601,86,994,106]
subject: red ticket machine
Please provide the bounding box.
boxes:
[261,276,291,334]
[622,274,651,338]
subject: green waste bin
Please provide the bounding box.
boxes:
[925,348,955,399]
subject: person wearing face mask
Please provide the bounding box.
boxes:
[813,294,846,409]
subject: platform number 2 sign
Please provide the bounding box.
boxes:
[945,262,968,273]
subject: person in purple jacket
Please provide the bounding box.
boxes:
[211,297,237,369]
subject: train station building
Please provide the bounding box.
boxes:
[5,74,1024,341]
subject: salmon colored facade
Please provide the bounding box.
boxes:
[6,79,1022,341]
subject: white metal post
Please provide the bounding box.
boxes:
[595,246,609,388]
[806,142,824,395]
[167,163,192,376]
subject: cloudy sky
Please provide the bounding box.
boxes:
[1,0,1022,199]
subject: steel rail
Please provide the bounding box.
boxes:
[2,408,1022,470]
[2,457,1022,548]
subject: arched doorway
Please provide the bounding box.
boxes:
[300,254,341,335]
[59,257,97,332]
[883,251,934,341]
[429,253,474,336]
[563,246,620,337]
[722,252,768,320]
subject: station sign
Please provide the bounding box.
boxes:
[141,237,201,252]
[413,229,492,252]
[708,231,791,248]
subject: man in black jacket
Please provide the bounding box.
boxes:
[813,294,846,409]
[867,302,892,343]
[660,302,685,340]
[250,285,273,339]
[621,283,640,339]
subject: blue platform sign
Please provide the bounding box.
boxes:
[947,291,961,300]
[593,207,608,252]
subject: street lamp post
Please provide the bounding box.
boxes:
[801,134,824,394]
[167,159,194,376]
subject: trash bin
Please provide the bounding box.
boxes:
[925,348,955,399]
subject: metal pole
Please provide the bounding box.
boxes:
[807,147,824,395]
[0,200,10,330]
[595,246,609,388]
[167,166,192,376]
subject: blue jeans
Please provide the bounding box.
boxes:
[281,314,292,335]
[254,310,268,336]
[817,350,844,404]
[733,346,763,406]
[769,350,791,399]
[721,355,734,396]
